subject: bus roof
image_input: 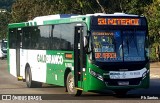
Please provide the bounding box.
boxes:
[30,13,140,23]
[8,13,143,28]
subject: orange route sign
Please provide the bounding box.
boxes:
[65,53,72,59]
[98,18,140,25]
[95,52,117,59]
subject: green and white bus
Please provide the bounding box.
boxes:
[8,13,149,96]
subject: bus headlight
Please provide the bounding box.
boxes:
[89,68,104,81]
[142,72,146,79]
[142,69,149,80]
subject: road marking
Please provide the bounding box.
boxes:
[150,74,160,78]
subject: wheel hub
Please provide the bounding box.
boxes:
[68,77,74,92]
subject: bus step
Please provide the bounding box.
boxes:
[75,88,83,90]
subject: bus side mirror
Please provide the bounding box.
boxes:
[84,36,88,48]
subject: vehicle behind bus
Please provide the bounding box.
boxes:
[0,39,7,59]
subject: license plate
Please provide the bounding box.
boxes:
[118,81,129,86]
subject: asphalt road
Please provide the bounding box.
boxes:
[0,59,160,103]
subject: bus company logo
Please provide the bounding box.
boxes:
[37,54,63,65]
[2,95,11,100]
[1,95,42,100]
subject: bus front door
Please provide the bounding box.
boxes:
[16,28,22,80]
[74,26,85,88]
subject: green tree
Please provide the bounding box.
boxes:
[98,0,152,14]
[11,0,78,22]
[11,0,34,22]
[11,0,108,22]
[0,12,11,39]
[144,0,160,61]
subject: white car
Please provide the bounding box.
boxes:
[0,40,7,59]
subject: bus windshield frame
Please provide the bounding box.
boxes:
[90,16,148,63]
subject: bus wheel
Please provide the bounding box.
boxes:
[25,67,42,88]
[66,72,82,96]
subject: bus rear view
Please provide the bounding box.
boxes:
[86,14,149,95]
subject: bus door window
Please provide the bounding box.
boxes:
[9,29,17,49]
[74,26,85,87]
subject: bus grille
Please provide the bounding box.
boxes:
[104,78,141,86]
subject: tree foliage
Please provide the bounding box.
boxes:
[11,0,90,22]
[1,0,160,60]
[144,0,160,45]
[10,0,154,22]
[143,0,160,60]
[0,12,11,38]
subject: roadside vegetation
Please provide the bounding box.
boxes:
[0,0,159,61]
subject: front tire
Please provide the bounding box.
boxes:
[66,72,82,96]
[25,67,42,88]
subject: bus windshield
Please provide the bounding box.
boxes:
[92,30,146,62]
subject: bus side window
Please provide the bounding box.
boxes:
[60,24,74,51]
[51,25,61,50]
[9,29,17,49]
[38,25,50,50]
[22,27,31,49]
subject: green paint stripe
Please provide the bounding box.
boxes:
[8,22,27,28]
[63,60,74,63]
[44,17,86,25]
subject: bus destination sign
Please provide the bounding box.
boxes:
[98,18,140,25]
